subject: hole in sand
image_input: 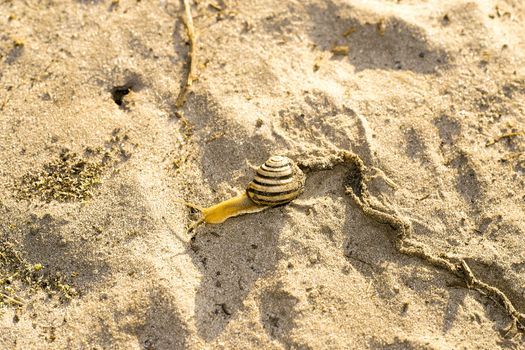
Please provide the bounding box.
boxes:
[111,85,133,107]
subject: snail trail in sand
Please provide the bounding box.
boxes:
[300,150,525,336]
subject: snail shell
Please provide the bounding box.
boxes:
[246,155,306,206]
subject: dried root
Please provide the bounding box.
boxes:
[175,0,198,109]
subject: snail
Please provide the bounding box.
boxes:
[176,155,306,231]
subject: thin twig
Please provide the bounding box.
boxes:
[0,97,8,111]
[486,131,525,146]
[0,292,25,306]
[175,0,198,109]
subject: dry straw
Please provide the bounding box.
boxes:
[175,0,197,109]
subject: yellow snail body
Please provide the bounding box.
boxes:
[177,155,305,231]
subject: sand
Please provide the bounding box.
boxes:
[1,0,525,349]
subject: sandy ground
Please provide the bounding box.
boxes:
[1,0,525,349]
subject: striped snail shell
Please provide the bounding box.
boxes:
[246,155,306,206]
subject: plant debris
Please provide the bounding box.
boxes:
[486,130,524,146]
[18,150,103,202]
[0,236,77,307]
[331,45,350,56]
[342,27,356,37]
[175,0,198,109]
[17,129,133,202]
